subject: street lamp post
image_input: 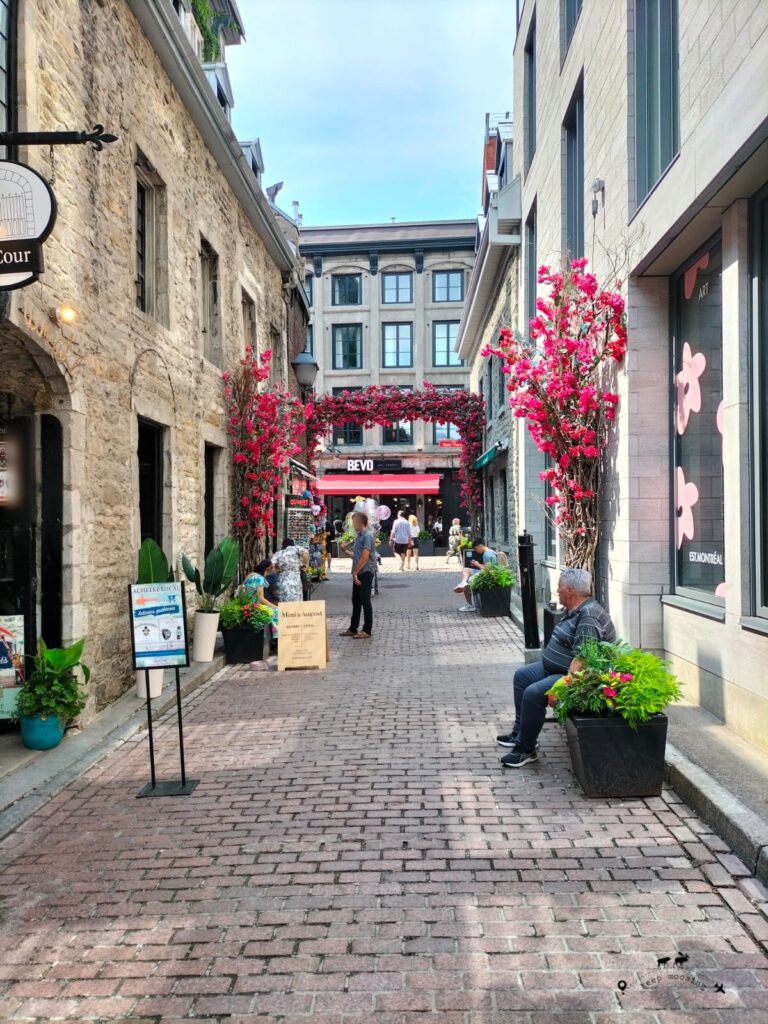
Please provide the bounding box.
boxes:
[291,350,319,402]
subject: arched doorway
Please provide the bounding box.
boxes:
[0,322,73,686]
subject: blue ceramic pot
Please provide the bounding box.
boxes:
[20,714,66,750]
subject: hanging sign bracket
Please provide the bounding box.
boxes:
[0,125,118,151]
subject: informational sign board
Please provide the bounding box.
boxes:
[285,494,314,546]
[0,161,57,290]
[277,601,328,672]
[0,614,24,719]
[0,435,20,506]
[346,458,403,472]
[129,582,189,670]
[438,439,462,448]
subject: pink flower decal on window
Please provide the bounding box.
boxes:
[675,342,707,435]
[715,582,727,598]
[676,466,699,549]
[683,252,710,300]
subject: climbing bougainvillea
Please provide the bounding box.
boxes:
[484,257,627,575]
[305,385,486,531]
[224,347,306,570]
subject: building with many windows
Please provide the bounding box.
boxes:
[300,221,475,530]
[0,0,306,717]
[508,0,768,750]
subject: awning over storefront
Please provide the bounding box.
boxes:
[317,474,441,496]
[473,444,500,471]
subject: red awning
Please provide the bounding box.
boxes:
[317,474,441,496]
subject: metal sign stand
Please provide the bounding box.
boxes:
[128,582,198,799]
[137,666,198,798]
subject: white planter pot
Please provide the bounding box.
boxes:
[135,668,164,699]
[193,610,220,662]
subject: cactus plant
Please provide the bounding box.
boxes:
[181,538,239,612]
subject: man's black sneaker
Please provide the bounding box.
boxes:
[501,748,538,768]
[496,732,518,748]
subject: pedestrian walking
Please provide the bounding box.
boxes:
[406,513,420,570]
[389,510,412,571]
[338,511,375,639]
[446,517,463,564]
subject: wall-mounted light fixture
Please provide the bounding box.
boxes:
[591,178,605,219]
[49,303,79,325]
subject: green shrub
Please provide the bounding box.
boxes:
[546,640,682,729]
[468,563,516,590]
[15,638,90,723]
[418,530,432,541]
[219,593,273,632]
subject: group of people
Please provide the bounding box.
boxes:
[242,539,312,645]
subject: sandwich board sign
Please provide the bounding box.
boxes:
[129,582,189,670]
[277,601,328,672]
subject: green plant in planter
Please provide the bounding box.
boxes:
[546,639,682,729]
[219,592,274,632]
[15,637,91,722]
[340,531,355,544]
[458,536,472,551]
[181,538,239,612]
[137,538,174,584]
[418,529,433,541]
[469,563,516,590]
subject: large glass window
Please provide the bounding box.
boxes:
[306,324,314,357]
[487,476,496,540]
[332,387,362,446]
[563,0,582,50]
[564,81,584,259]
[524,15,537,171]
[433,321,462,366]
[200,236,220,365]
[383,388,413,446]
[433,270,464,302]
[525,203,537,342]
[332,324,363,369]
[433,385,462,444]
[332,273,362,306]
[382,323,413,367]
[753,185,768,617]
[672,237,724,602]
[382,272,412,304]
[305,274,313,306]
[635,0,679,204]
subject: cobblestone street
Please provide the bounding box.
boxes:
[1,562,767,1023]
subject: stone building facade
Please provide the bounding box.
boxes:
[300,221,475,531]
[510,0,768,747]
[0,0,305,717]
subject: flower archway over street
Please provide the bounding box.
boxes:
[305,384,486,528]
[485,257,627,576]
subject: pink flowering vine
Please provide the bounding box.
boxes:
[305,384,486,532]
[484,257,627,575]
[224,347,306,570]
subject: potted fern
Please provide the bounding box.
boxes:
[16,638,90,750]
[546,639,682,797]
[134,538,174,698]
[181,537,239,662]
[468,562,515,617]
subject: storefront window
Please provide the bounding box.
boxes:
[672,237,724,602]
[753,184,768,617]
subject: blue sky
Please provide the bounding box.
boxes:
[227,0,516,227]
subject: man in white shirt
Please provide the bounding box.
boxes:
[389,511,412,572]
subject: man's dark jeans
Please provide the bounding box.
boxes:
[513,661,562,752]
[350,572,374,635]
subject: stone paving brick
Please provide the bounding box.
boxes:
[0,563,767,1021]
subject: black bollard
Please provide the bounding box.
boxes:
[518,530,541,649]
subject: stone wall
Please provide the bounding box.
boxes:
[3,0,294,715]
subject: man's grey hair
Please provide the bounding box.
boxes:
[559,568,592,595]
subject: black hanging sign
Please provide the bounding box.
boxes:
[0,161,57,291]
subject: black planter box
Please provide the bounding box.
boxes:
[377,542,393,558]
[476,586,512,617]
[417,540,435,556]
[565,713,668,798]
[221,625,266,664]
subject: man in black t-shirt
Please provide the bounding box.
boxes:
[497,568,616,768]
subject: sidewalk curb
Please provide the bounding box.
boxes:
[665,741,768,884]
[0,655,227,843]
